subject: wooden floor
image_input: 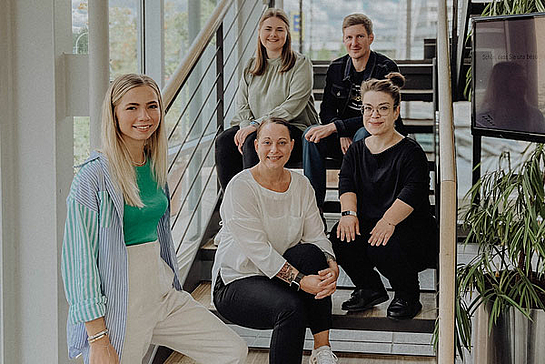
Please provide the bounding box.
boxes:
[166,349,437,363]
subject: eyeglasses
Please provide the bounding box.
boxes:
[361,105,392,117]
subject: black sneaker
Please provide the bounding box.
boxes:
[341,288,389,312]
[386,297,422,319]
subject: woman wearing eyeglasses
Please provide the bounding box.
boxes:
[329,72,438,320]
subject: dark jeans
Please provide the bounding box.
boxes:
[215,125,304,191]
[302,126,369,208]
[330,216,438,302]
[213,243,332,364]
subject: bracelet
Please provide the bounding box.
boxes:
[250,120,260,127]
[88,329,109,344]
[382,218,396,227]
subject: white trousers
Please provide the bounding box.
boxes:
[122,241,247,364]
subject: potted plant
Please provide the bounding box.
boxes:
[453,144,545,362]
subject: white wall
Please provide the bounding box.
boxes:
[0,0,72,363]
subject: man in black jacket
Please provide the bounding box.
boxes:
[303,13,403,211]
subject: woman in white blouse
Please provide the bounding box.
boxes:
[212,118,339,364]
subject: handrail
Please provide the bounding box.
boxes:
[162,0,235,110]
[437,0,457,363]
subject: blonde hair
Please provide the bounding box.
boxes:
[100,73,167,207]
[342,13,373,35]
[250,8,296,76]
[361,72,405,108]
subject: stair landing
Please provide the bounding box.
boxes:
[166,348,436,363]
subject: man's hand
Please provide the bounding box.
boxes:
[234,125,257,154]
[339,137,352,154]
[304,124,337,143]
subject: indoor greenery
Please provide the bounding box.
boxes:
[453,144,545,355]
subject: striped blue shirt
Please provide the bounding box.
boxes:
[61,151,182,361]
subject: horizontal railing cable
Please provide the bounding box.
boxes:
[221,0,253,41]
[163,0,235,111]
[168,82,221,195]
[167,46,220,141]
[174,148,219,255]
[172,128,220,244]
[166,1,260,150]
[222,0,263,67]
[219,18,263,119]
[170,100,221,230]
[166,71,219,174]
[167,2,264,173]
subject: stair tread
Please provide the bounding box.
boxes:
[167,348,437,363]
[191,282,437,333]
[167,348,436,363]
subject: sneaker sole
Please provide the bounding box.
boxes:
[343,294,389,312]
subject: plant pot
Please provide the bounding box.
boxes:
[474,304,545,363]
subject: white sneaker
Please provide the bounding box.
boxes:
[309,345,338,364]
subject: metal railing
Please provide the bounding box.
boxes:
[161,0,268,283]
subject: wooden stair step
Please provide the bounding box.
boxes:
[322,195,436,215]
[404,118,434,134]
[166,348,437,363]
[191,282,437,334]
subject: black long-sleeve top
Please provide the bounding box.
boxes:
[339,137,431,222]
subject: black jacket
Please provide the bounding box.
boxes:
[320,51,402,137]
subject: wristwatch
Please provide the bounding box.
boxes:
[341,210,357,217]
[291,272,305,291]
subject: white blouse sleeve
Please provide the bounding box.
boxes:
[221,179,287,278]
[300,177,335,257]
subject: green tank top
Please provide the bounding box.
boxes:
[123,160,168,246]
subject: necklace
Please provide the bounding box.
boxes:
[132,158,146,167]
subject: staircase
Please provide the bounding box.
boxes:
[164,55,440,363]
[147,0,463,362]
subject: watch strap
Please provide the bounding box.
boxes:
[291,272,305,291]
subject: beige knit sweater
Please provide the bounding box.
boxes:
[230,52,319,131]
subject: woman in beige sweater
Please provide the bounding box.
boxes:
[215,8,318,190]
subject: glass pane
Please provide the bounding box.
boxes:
[72,1,139,75]
[74,117,90,168]
[110,0,139,77]
[164,0,218,83]
[72,1,88,54]
[283,0,454,60]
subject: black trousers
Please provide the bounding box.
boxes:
[215,125,304,191]
[213,243,332,364]
[330,215,438,302]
